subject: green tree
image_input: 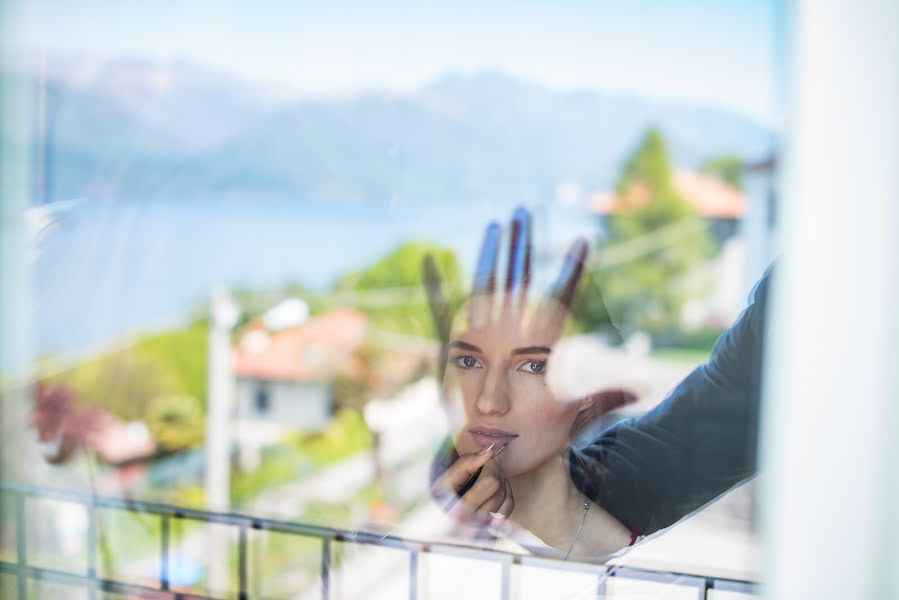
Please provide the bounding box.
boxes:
[51,320,208,422]
[334,241,462,338]
[145,393,205,451]
[599,128,714,340]
[328,242,459,414]
[700,154,744,190]
[57,350,177,421]
[569,270,623,343]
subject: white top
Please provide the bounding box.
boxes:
[495,522,634,563]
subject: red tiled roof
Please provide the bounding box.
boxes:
[233,309,368,382]
[589,169,746,219]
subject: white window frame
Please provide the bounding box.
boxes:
[760,1,899,598]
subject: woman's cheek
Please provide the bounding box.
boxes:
[513,375,568,416]
[441,373,469,433]
[516,378,578,451]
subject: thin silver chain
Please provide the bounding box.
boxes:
[564,498,591,561]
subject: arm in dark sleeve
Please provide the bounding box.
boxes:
[569,268,771,536]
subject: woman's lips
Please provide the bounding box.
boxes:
[469,428,518,448]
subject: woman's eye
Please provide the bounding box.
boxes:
[518,359,546,374]
[455,355,482,369]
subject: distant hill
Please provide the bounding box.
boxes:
[36,58,774,205]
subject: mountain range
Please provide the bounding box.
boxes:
[37,57,775,206]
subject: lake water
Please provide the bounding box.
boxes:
[35,198,599,355]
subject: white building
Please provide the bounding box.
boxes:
[232,308,367,471]
[740,156,778,296]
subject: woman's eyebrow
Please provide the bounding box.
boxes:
[449,340,483,353]
[511,346,552,356]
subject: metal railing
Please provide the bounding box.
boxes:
[0,481,758,599]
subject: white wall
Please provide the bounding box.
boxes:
[235,378,331,432]
[741,167,776,298]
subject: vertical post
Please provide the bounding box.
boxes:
[237,524,248,600]
[85,501,96,600]
[596,573,606,599]
[14,492,27,600]
[761,1,899,599]
[597,565,619,599]
[205,288,237,511]
[205,288,237,594]
[408,550,418,600]
[499,557,510,600]
[321,539,331,600]
[160,515,170,591]
[0,0,33,488]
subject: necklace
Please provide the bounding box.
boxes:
[563,498,591,561]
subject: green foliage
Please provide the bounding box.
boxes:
[600,128,715,338]
[231,409,372,504]
[675,325,727,352]
[134,320,208,400]
[166,484,206,509]
[651,347,713,366]
[287,408,373,467]
[617,129,674,198]
[328,242,460,408]
[244,530,321,599]
[145,394,205,451]
[52,320,208,425]
[230,445,316,505]
[700,154,744,190]
[614,129,694,226]
[54,351,174,421]
[93,508,163,576]
[334,241,462,338]
[568,270,623,343]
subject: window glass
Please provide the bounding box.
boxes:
[2,1,782,597]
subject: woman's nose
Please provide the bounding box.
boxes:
[475,368,512,416]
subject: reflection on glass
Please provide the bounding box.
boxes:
[427,205,768,572]
[0,2,783,597]
[430,209,638,560]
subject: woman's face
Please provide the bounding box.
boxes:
[443,300,583,478]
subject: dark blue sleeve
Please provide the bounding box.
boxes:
[569,268,771,535]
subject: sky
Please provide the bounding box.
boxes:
[24,0,784,124]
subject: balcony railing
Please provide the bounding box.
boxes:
[0,481,757,599]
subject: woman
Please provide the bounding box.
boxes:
[425,207,642,561]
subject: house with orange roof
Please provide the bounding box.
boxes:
[588,168,753,329]
[589,168,747,242]
[232,307,368,471]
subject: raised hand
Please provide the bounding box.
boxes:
[424,208,586,380]
[424,207,639,539]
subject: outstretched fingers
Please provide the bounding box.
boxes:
[549,237,588,309]
[468,221,501,327]
[473,222,501,296]
[532,237,589,336]
[504,207,532,312]
[423,254,452,343]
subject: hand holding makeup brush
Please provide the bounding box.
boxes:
[430,441,513,534]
